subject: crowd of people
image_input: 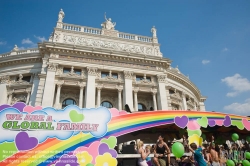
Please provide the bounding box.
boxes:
[118,134,250,166]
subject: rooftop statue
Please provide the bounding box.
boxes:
[12,45,19,52]
[58,9,65,23]
[101,12,116,30]
[151,26,157,38]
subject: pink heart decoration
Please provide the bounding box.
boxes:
[23,105,43,113]
[242,119,250,131]
[73,141,100,164]
[110,108,127,117]
[110,108,119,117]
[215,120,223,126]
[187,120,200,130]
[119,111,128,115]
[98,143,117,158]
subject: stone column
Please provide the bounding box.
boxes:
[29,73,39,106]
[25,89,31,104]
[182,93,187,110]
[151,89,158,110]
[133,88,139,111]
[194,103,197,110]
[42,63,57,107]
[85,67,97,108]
[156,74,168,110]
[199,98,206,111]
[7,91,13,105]
[96,85,103,107]
[0,76,9,104]
[78,82,85,108]
[54,80,64,109]
[117,86,123,110]
[123,71,134,112]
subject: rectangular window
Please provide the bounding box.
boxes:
[112,73,118,79]
[136,76,151,82]
[63,68,71,73]
[136,76,144,81]
[74,69,81,75]
[146,77,151,82]
[169,90,175,94]
[22,76,31,82]
[101,72,109,78]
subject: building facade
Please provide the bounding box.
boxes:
[0,9,206,112]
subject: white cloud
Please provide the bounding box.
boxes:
[202,60,210,64]
[34,35,46,42]
[222,74,250,97]
[223,98,250,116]
[222,47,229,52]
[0,41,6,45]
[21,38,34,44]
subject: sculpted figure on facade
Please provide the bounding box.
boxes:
[0,75,10,84]
[58,9,65,23]
[12,45,19,52]
[151,26,157,38]
[18,74,23,81]
[101,12,116,30]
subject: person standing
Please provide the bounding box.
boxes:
[189,143,207,166]
[210,143,220,166]
[137,141,151,166]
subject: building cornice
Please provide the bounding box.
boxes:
[0,57,42,67]
[167,69,203,101]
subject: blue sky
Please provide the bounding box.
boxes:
[0,0,250,115]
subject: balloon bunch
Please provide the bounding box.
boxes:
[226,133,250,166]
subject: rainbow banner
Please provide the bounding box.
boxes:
[0,102,250,166]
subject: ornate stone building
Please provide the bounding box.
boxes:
[0,9,206,111]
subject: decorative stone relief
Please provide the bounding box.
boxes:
[56,66,63,75]
[47,63,58,72]
[62,35,160,56]
[53,32,61,42]
[171,104,179,110]
[60,92,79,104]
[11,94,27,105]
[56,80,64,87]
[124,71,133,79]
[77,81,85,88]
[0,75,11,84]
[151,88,157,95]
[51,53,59,58]
[157,74,166,83]
[87,67,98,76]
[137,96,152,110]
[101,93,118,108]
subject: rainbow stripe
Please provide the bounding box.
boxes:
[2,110,250,166]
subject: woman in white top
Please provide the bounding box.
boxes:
[137,141,151,166]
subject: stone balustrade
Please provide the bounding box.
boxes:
[0,48,39,58]
[61,23,153,43]
[118,32,152,43]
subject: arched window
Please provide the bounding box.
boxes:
[101,101,113,108]
[62,98,76,108]
[138,103,146,111]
